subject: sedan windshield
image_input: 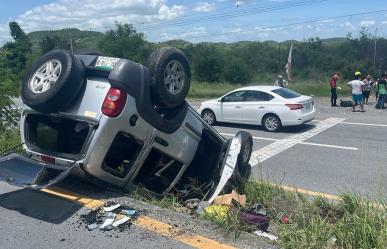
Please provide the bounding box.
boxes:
[272,88,301,99]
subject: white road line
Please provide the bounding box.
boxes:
[340,121,387,127]
[220,129,358,151]
[248,118,346,166]
[298,142,358,150]
[220,133,278,141]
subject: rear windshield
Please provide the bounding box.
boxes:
[25,114,92,158]
[272,88,301,99]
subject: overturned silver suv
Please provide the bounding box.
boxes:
[0,48,252,200]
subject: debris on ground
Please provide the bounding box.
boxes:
[103,203,121,212]
[213,190,246,207]
[253,230,278,241]
[79,202,138,232]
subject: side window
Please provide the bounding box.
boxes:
[222,91,246,102]
[245,91,274,101]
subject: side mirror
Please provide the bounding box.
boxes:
[218,98,224,102]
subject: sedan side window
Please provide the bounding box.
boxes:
[245,91,274,101]
[222,91,246,102]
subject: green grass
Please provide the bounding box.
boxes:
[239,181,387,249]
[0,128,22,155]
[188,80,353,99]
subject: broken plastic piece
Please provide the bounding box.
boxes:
[87,223,98,231]
[254,230,278,241]
[102,225,115,231]
[120,209,136,216]
[103,203,121,212]
[100,212,116,229]
[112,216,130,227]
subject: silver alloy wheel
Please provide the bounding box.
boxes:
[265,116,278,131]
[202,111,214,125]
[242,140,252,163]
[29,59,62,94]
[163,60,185,95]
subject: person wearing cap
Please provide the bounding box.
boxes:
[376,72,387,109]
[347,71,365,112]
[362,74,374,105]
[275,75,288,88]
[329,73,339,107]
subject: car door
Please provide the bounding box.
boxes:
[239,91,274,124]
[220,91,246,122]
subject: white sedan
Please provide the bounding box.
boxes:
[197,86,315,132]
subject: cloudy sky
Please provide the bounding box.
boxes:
[0,0,386,45]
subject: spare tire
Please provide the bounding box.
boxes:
[21,49,85,113]
[148,47,191,108]
[231,131,253,187]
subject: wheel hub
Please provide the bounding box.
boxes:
[164,60,185,95]
[29,59,62,94]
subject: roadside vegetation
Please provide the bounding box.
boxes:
[189,80,353,99]
[129,180,387,249]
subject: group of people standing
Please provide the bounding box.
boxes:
[330,71,387,112]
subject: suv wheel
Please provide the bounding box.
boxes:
[262,114,281,132]
[201,110,216,125]
[21,49,85,113]
[148,47,191,108]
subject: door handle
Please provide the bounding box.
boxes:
[258,106,265,109]
[235,106,241,109]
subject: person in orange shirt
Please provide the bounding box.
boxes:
[330,73,339,107]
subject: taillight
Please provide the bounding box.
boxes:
[102,88,127,117]
[41,155,55,164]
[285,104,303,110]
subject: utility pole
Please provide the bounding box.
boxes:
[68,28,74,54]
[373,27,377,76]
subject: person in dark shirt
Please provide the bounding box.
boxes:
[376,73,387,109]
[330,73,339,107]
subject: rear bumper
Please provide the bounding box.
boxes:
[281,108,316,126]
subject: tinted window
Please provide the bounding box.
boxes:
[222,91,246,102]
[245,91,274,101]
[272,88,301,99]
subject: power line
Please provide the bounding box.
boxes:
[175,9,387,40]
[137,0,327,31]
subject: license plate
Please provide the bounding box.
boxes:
[95,56,120,70]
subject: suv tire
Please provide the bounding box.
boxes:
[233,131,253,185]
[148,47,191,108]
[21,50,85,113]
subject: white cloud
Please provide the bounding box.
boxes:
[194,2,215,12]
[359,20,375,28]
[340,22,355,30]
[159,26,207,40]
[0,0,185,45]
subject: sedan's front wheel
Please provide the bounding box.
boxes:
[262,114,281,132]
[201,110,216,125]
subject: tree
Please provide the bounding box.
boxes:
[224,57,251,84]
[98,22,151,64]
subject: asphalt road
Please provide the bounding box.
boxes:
[194,98,387,199]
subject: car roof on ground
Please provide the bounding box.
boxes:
[233,85,281,92]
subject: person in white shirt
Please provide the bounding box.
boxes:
[347,71,365,112]
[275,75,288,88]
